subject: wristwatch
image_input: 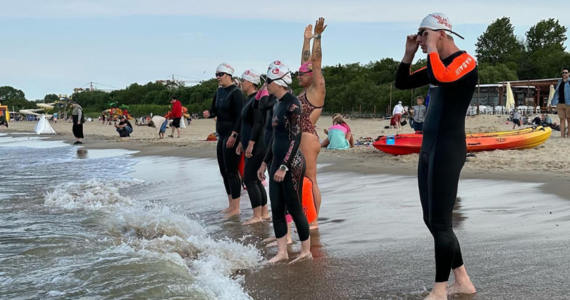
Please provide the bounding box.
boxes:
[314,34,322,39]
[279,165,289,172]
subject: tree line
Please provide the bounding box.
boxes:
[1,17,568,117]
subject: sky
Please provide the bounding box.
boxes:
[1,0,570,100]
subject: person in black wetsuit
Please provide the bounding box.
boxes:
[257,61,311,264]
[203,63,245,219]
[236,69,269,225]
[395,13,477,300]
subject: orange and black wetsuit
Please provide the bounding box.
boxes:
[395,51,478,283]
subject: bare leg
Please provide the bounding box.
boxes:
[447,266,476,296]
[221,194,233,213]
[177,127,181,138]
[267,236,289,263]
[424,282,447,300]
[266,222,293,247]
[242,206,264,225]
[223,197,241,219]
[289,238,312,264]
[566,118,570,137]
[261,205,270,220]
[301,133,321,229]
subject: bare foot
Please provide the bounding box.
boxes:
[262,214,271,220]
[265,239,293,248]
[447,281,476,296]
[423,292,446,300]
[262,236,276,243]
[289,252,313,264]
[267,252,288,264]
[223,210,240,219]
[242,217,264,225]
[221,207,232,213]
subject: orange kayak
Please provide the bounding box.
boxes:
[373,126,552,155]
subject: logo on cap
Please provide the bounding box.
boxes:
[432,14,452,29]
[274,61,281,65]
[272,68,280,74]
[245,70,250,75]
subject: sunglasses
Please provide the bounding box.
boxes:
[563,72,569,74]
[417,29,443,37]
[215,73,227,78]
[266,73,290,85]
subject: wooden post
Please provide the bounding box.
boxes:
[499,85,503,106]
[359,105,361,116]
[374,105,376,116]
[476,80,480,115]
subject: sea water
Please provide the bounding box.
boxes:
[0,134,262,300]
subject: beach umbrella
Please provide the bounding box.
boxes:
[506,82,515,113]
[547,85,555,107]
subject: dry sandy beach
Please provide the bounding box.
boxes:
[5,114,570,176]
[3,115,570,299]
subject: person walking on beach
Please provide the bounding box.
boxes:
[257,61,311,264]
[395,13,477,300]
[237,69,269,225]
[297,17,328,229]
[551,67,570,137]
[393,101,405,129]
[71,101,84,144]
[512,110,522,129]
[169,97,182,138]
[412,96,427,132]
[203,63,244,219]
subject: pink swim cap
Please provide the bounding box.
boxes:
[299,62,313,74]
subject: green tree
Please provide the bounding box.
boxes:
[478,63,519,83]
[475,17,524,65]
[526,18,567,53]
[43,94,60,103]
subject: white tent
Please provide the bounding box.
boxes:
[34,115,56,135]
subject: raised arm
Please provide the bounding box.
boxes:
[301,24,313,65]
[282,101,303,168]
[310,17,327,92]
[395,34,429,90]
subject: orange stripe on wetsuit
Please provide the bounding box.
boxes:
[428,52,476,83]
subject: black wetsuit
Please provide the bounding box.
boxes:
[209,85,245,199]
[258,95,278,147]
[264,92,309,241]
[240,92,268,209]
[395,51,478,283]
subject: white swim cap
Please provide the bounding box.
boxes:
[266,60,292,87]
[419,13,464,40]
[241,69,261,85]
[216,62,235,75]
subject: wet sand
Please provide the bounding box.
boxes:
[5,119,570,299]
[98,143,570,300]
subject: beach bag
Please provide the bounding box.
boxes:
[400,120,407,126]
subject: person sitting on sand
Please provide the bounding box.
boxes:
[115,115,133,137]
[321,114,352,149]
[149,115,167,139]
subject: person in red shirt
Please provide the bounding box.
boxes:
[169,96,183,138]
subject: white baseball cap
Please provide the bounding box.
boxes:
[419,13,464,40]
[216,62,235,75]
[267,60,292,87]
[398,101,402,104]
[241,69,261,85]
